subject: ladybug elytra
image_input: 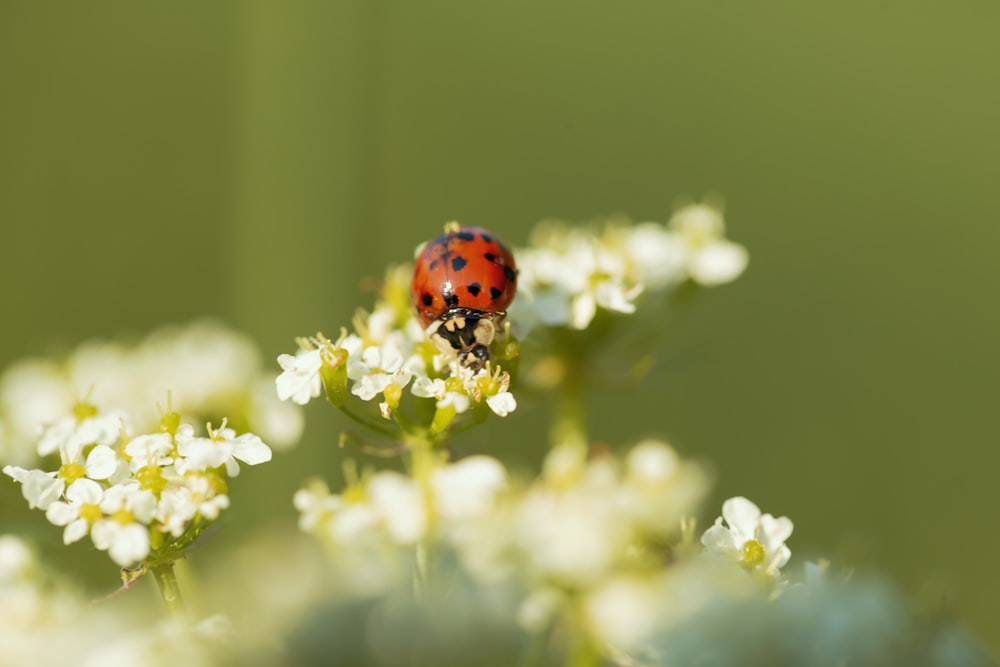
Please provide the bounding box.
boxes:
[412,223,517,371]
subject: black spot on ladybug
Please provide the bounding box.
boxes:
[422,293,433,307]
[467,282,482,297]
[481,232,493,243]
[456,231,475,242]
[503,265,517,282]
[451,256,467,272]
[490,286,503,300]
[484,252,497,263]
[428,259,439,270]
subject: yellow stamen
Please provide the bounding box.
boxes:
[741,539,766,568]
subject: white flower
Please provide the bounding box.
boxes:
[509,225,645,331]
[624,223,688,287]
[431,456,507,522]
[0,359,74,466]
[176,423,272,477]
[485,388,516,417]
[411,377,471,414]
[156,478,230,538]
[668,203,749,286]
[517,457,629,587]
[275,348,323,405]
[250,377,305,449]
[348,345,414,401]
[124,433,174,471]
[37,411,124,461]
[0,535,37,583]
[91,484,157,566]
[293,482,340,533]
[367,472,426,544]
[620,440,708,538]
[701,496,793,579]
[584,576,661,650]
[84,444,122,481]
[2,466,63,510]
[45,478,104,545]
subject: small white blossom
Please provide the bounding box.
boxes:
[91,484,157,566]
[275,348,323,405]
[485,387,516,417]
[44,478,104,545]
[2,466,63,510]
[124,433,174,471]
[0,360,74,467]
[0,535,35,583]
[176,422,272,477]
[624,223,688,287]
[584,576,661,650]
[517,455,630,587]
[668,203,749,286]
[367,473,426,544]
[431,456,507,522]
[701,496,793,579]
[37,411,124,461]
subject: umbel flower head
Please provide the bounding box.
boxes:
[507,201,747,335]
[276,205,746,447]
[275,261,519,447]
[3,401,272,569]
[0,319,303,469]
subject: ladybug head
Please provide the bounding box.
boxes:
[428,311,497,372]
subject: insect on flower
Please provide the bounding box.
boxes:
[412,223,517,371]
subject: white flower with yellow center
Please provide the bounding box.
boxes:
[91,483,157,567]
[124,432,175,471]
[44,478,105,545]
[347,344,415,402]
[701,495,793,580]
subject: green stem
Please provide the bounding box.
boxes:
[408,438,443,595]
[338,402,400,437]
[151,561,186,617]
[552,364,587,450]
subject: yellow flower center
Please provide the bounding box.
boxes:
[59,463,87,484]
[383,381,403,409]
[72,401,98,423]
[79,502,103,523]
[741,539,766,568]
[112,508,135,526]
[342,484,367,505]
[136,465,167,494]
[159,410,181,436]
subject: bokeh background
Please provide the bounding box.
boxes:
[1,0,997,656]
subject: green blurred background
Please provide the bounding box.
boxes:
[1,0,997,654]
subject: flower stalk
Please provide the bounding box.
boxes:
[150,561,185,617]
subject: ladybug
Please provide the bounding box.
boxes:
[412,223,517,371]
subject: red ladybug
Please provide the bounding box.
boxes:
[412,223,517,371]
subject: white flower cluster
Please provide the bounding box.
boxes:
[293,440,802,657]
[0,534,226,667]
[276,288,516,423]
[0,320,302,468]
[3,404,272,567]
[294,455,508,594]
[508,203,748,332]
